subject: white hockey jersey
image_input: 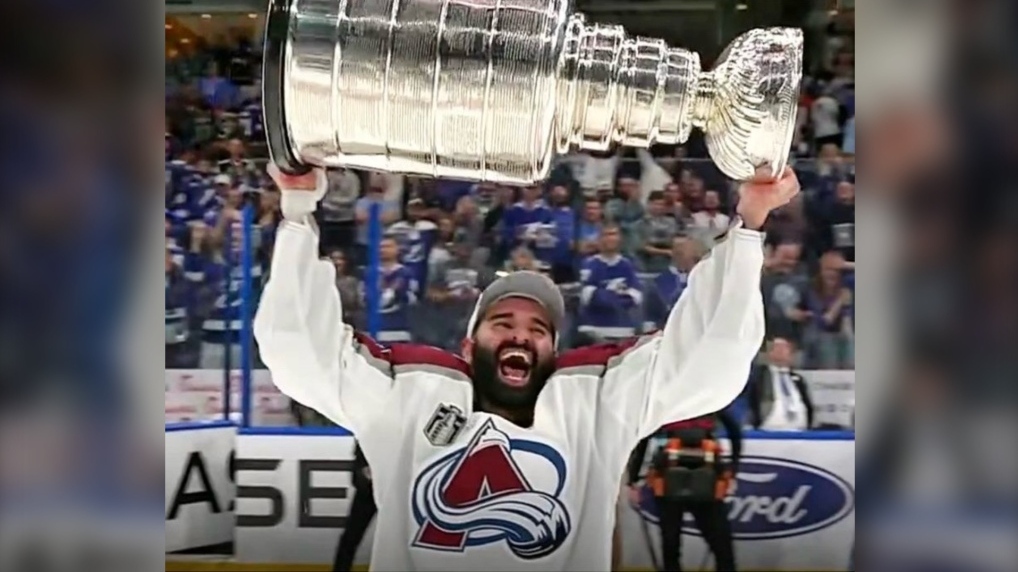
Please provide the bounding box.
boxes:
[254,219,766,572]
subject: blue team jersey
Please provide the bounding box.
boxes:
[200,255,263,346]
[577,253,643,339]
[546,206,576,265]
[377,263,417,343]
[237,100,264,140]
[577,220,602,245]
[165,160,211,223]
[646,267,690,330]
[389,220,437,294]
[502,200,553,249]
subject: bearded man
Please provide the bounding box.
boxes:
[254,164,799,572]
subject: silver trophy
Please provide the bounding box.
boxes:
[263,0,802,183]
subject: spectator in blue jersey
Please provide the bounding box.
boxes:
[198,255,248,370]
[546,184,577,283]
[605,176,645,257]
[425,229,493,350]
[208,185,245,246]
[634,191,680,273]
[236,97,264,141]
[576,198,605,257]
[166,245,196,368]
[389,198,438,296]
[804,251,855,369]
[182,222,213,287]
[165,210,187,251]
[194,156,219,181]
[577,224,643,342]
[179,225,217,342]
[199,189,264,370]
[644,236,703,332]
[376,236,417,344]
[165,158,212,223]
[501,182,552,254]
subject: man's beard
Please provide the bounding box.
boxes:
[471,341,555,412]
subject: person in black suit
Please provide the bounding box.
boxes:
[745,337,815,431]
[333,442,376,572]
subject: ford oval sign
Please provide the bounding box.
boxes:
[631,456,854,540]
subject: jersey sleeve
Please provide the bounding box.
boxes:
[253,220,396,435]
[578,257,604,307]
[592,226,765,443]
[621,258,643,306]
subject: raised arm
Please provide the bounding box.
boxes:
[598,168,800,443]
[253,166,394,436]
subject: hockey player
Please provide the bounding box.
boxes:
[255,165,799,572]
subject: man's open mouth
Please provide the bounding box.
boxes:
[497,348,533,387]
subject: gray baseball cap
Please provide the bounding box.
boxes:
[465,270,565,344]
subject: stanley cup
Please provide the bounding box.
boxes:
[263,0,803,183]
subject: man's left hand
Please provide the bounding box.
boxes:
[736,166,801,230]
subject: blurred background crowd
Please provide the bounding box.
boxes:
[164,4,855,380]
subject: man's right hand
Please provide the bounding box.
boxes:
[267,163,319,191]
[267,164,327,221]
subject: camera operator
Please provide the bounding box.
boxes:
[627,410,742,572]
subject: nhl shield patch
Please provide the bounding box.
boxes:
[424,403,467,446]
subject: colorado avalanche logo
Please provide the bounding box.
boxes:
[411,420,572,559]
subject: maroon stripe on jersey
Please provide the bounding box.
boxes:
[352,331,471,378]
[352,331,389,360]
[554,337,642,370]
[350,331,468,376]
[387,344,473,378]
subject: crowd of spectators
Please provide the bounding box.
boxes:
[165,18,855,373]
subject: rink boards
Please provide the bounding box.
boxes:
[165,423,854,571]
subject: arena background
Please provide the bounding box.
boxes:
[165,0,856,570]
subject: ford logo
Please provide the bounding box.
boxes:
[632,456,854,540]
